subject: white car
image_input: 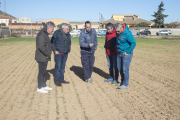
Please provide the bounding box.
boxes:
[70,30,79,36]
[156,30,171,35]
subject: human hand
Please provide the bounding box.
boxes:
[89,43,94,47]
[54,51,59,54]
[123,52,128,55]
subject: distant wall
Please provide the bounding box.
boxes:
[146,28,180,35]
[0,28,11,37]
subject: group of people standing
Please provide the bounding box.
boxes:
[35,21,136,93]
[104,23,136,89]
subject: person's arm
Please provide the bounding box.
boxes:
[116,34,120,53]
[94,30,98,50]
[38,35,49,56]
[69,35,71,52]
[79,32,89,48]
[125,33,136,54]
[51,31,59,54]
[104,36,107,49]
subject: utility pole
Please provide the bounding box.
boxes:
[4,0,6,13]
[177,19,178,28]
[99,13,100,30]
[172,11,174,38]
[30,11,32,37]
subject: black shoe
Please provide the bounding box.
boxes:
[55,82,62,86]
[59,80,70,84]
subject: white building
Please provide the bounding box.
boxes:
[17,17,32,23]
[0,16,10,26]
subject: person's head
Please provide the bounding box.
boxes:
[105,23,114,33]
[61,23,70,34]
[47,21,55,34]
[114,23,123,35]
[85,21,91,32]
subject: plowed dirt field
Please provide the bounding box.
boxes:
[0,37,180,120]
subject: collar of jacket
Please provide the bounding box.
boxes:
[85,29,93,34]
[107,29,115,35]
[42,24,48,35]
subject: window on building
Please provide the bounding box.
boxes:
[22,19,24,21]
[124,16,133,18]
[27,19,29,21]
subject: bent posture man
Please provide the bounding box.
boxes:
[51,23,71,86]
[79,21,97,83]
[35,21,55,93]
[115,23,136,89]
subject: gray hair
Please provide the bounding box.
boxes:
[61,23,70,29]
[114,23,122,30]
[47,21,55,28]
[105,23,114,29]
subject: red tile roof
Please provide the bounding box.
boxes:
[0,15,10,19]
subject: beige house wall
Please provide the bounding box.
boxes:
[112,15,139,21]
[112,15,124,21]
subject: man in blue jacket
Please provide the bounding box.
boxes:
[115,23,136,89]
[79,21,97,83]
[51,23,71,86]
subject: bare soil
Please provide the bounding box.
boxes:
[0,39,180,120]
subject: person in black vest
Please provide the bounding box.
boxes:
[51,23,71,86]
[35,21,55,93]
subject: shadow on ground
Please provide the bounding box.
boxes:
[70,66,109,81]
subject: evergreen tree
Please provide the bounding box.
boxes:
[151,1,168,28]
[135,22,149,27]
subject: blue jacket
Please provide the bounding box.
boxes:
[51,29,71,53]
[79,28,97,52]
[116,23,136,54]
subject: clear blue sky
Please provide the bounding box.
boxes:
[1,0,180,23]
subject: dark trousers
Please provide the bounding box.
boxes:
[81,51,95,80]
[106,55,119,81]
[54,53,68,83]
[37,61,48,89]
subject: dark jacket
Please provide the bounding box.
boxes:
[105,29,117,56]
[51,29,71,53]
[79,28,97,52]
[35,24,52,62]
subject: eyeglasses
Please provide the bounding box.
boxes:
[116,31,121,33]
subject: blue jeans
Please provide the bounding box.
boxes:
[106,55,119,81]
[54,53,68,83]
[117,53,133,87]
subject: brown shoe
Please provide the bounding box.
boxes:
[55,82,62,86]
[59,80,70,84]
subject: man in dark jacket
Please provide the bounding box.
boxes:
[51,23,71,86]
[79,21,97,83]
[35,21,55,93]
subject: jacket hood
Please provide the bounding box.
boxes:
[121,23,130,35]
[42,22,48,34]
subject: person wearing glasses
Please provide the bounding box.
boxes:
[114,23,136,89]
[104,23,119,84]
